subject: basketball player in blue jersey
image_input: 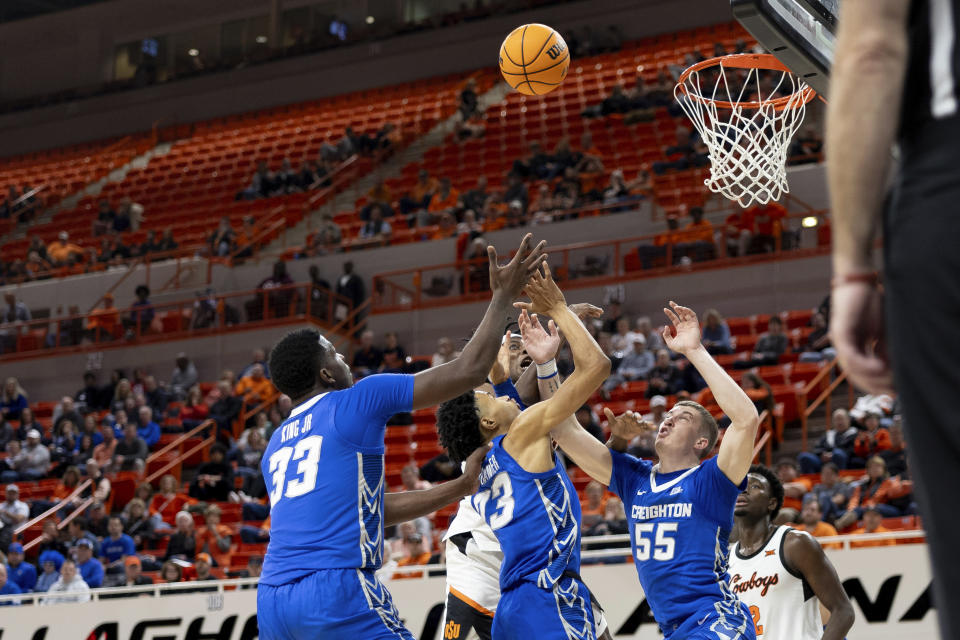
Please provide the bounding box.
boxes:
[550,302,761,639]
[436,264,611,640]
[256,234,547,640]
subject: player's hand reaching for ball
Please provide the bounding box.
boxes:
[568,302,603,324]
[603,407,655,442]
[662,301,702,354]
[488,233,547,299]
[514,263,566,315]
[487,329,513,385]
[518,309,561,365]
[459,445,489,495]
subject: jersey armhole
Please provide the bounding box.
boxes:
[779,528,808,581]
[328,398,388,454]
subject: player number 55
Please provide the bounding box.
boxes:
[268,435,324,504]
[634,522,677,561]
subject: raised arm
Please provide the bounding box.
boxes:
[662,302,759,484]
[411,234,546,410]
[506,266,610,449]
[383,447,486,527]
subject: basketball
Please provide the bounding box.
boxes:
[498,23,569,96]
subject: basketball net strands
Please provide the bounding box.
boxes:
[674,54,817,208]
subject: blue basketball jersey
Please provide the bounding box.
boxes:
[471,435,582,592]
[259,374,414,587]
[608,451,750,631]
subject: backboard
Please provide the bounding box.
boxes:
[731,0,838,97]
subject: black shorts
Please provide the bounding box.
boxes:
[443,589,494,640]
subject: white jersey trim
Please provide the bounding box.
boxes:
[649,463,700,493]
[930,0,959,118]
[289,392,328,417]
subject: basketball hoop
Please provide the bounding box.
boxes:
[674,54,817,208]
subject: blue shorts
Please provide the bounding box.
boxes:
[257,568,414,640]
[662,601,755,640]
[492,576,596,640]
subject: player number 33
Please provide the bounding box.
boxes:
[634,522,677,561]
[268,435,324,503]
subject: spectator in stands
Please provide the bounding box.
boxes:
[35,551,63,593]
[41,558,90,605]
[92,425,118,470]
[193,552,215,582]
[180,385,209,431]
[602,335,655,395]
[122,498,155,550]
[85,294,119,342]
[423,177,460,226]
[581,481,607,529]
[196,504,233,568]
[677,207,716,263]
[352,330,383,378]
[100,516,136,576]
[307,212,343,255]
[110,379,133,414]
[169,353,198,401]
[46,232,83,266]
[5,542,35,593]
[798,311,834,362]
[431,337,457,367]
[0,484,30,547]
[0,377,28,421]
[82,459,111,505]
[701,309,732,355]
[359,205,393,244]
[138,230,162,257]
[240,349,270,379]
[209,381,242,443]
[502,172,529,213]
[77,415,103,450]
[723,207,754,257]
[209,217,237,257]
[115,555,152,589]
[189,444,232,502]
[880,418,907,477]
[50,421,79,471]
[125,285,155,338]
[735,316,789,369]
[799,408,858,473]
[461,176,488,214]
[0,420,14,452]
[836,456,908,529]
[741,372,775,419]
[113,423,148,472]
[849,506,896,549]
[92,200,116,236]
[788,127,824,165]
[361,180,394,221]
[237,162,275,200]
[380,332,407,373]
[3,429,51,481]
[239,515,271,545]
[459,78,479,120]
[399,169,438,215]
[851,412,891,467]
[87,501,110,539]
[136,406,160,448]
[112,200,132,233]
[247,260,295,321]
[164,511,198,561]
[775,458,813,523]
[747,202,788,254]
[53,396,83,435]
[646,349,680,398]
[234,364,275,407]
[585,497,629,538]
[794,498,840,549]
[809,462,851,525]
[37,520,69,558]
[150,475,193,527]
[160,561,182,584]
[73,538,103,588]
[75,372,105,413]
[158,229,178,253]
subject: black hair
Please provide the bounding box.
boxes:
[71,516,88,530]
[822,461,839,474]
[269,328,326,400]
[210,443,228,458]
[436,392,486,464]
[749,464,784,520]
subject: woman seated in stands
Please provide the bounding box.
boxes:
[149,474,195,528]
[835,456,913,530]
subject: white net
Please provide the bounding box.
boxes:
[675,55,816,208]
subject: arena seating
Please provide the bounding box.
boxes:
[0,70,498,263]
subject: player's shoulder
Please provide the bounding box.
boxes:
[609,449,653,483]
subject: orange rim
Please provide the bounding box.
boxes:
[676,53,817,111]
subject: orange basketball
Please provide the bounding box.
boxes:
[499,23,569,96]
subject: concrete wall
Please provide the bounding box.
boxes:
[0,0,735,155]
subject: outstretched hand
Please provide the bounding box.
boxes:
[603,407,655,441]
[460,445,489,495]
[488,233,548,299]
[518,309,561,365]
[568,303,603,323]
[488,329,513,385]
[513,263,566,315]
[661,301,702,354]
